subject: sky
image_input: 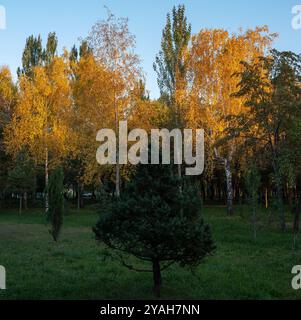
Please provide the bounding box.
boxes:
[0,0,300,98]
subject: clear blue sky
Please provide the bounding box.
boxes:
[0,0,300,98]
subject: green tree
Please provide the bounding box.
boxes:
[17,32,58,77]
[79,40,92,58]
[69,45,78,62]
[7,150,36,214]
[154,4,191,179]
[93,161,215,297]
[17,35,43,77]
[154,4,191,107]
[69,41,92,63]
[233,50,301,231]
[43,32,58,65]
[47,167,64,242]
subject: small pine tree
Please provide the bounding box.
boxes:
[47,167,64,242]
[93,162,215,296]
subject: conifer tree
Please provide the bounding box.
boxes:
[93,160,215,296]
[47,167,64,242]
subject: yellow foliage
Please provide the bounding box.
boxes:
[4,57,73,168]
[187,26,276,156]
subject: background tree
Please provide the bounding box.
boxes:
[7,150,36,214]
[72,53,116,186]
[0,66,16,207]
[285,120,301,247]
[245,162,261,240]
[87,10,141,197]
[43,32,58,65]
[232,50,301,231]
[47,167,64,242]
[5,55,73,213]
[154,4,191,179]
[17,35,43,77]
[187,27,275,215]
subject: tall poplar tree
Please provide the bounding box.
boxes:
[17,35,43,77]
[154,5,191,178]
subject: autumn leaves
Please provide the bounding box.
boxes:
[0,6,282,213]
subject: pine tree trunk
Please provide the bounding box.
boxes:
[224,158,234,216]
[152,259,162,297]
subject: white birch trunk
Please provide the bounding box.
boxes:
[214,147,234,216]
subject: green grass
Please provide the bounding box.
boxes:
[0,205,300,300]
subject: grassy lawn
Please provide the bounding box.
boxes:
[0,205,300,300]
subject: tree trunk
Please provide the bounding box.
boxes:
[114,87,121,199]
[293,193,301,235]
[77,184,81,211]
[177,163,183,194]
[276,180,286,232]
[152,259,162,297]
[224,158,234,216]
[253,207,257,240]
[265,188,268,209]
[270,136,285,231]
[19,194,22,215]
[214,147,234,216]
[293,182,301,250]
[24,192,28,210]
[116,160,121,198]
[45,148,49,214]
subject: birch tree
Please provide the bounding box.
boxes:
[87,10,141,197]
[188,27,275,215]
[5,56,73,213]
